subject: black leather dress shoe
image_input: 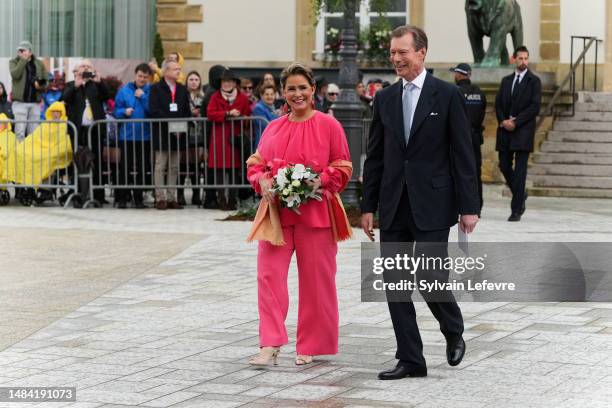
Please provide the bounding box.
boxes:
[446,337,466,366]
[508,213,521,222]
[378,365,427,380]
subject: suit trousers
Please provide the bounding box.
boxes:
[380,187,464,369]
[257,224,339,356]
[154,150,180,202]
[498,150,529,213]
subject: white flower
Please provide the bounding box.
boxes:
[291,180,301,187]
[291,163,306,179]
[275,168,289,188]
[282,188,290,196]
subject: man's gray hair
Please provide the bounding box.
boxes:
[391,25,428,52]
[161,59,178,72]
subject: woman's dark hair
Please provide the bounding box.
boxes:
[0,81,6,101]
[280,63,315,90]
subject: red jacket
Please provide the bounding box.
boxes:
[206,90,252,168]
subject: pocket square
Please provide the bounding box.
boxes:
[430,112,439,116]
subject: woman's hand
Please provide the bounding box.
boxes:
[259,177,275,203]
[305,176,322,194]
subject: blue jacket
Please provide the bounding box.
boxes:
[114,82,151,141]
[252,100,278,148]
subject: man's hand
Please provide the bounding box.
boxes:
[92,72,101,83]
[361,213,376,241]
[75,74,84,88]
[459,214,479,234]
[259,177,275,203]
[502,119,516,131]
[125,108,134,117]
[134,89,144,98]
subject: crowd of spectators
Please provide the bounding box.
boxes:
[0,40,381,210]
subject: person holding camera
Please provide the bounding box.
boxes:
[63,59,110,204]
[9,40,48,141]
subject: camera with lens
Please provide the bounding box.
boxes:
[82,71,96,80]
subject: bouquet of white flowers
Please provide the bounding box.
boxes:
[271,163,322,213]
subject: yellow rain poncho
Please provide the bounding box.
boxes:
[13,101,73,186]
[0,113,18,185]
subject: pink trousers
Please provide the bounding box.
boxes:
[257,224,339,355]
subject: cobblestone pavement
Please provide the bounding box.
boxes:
[0,186,611,407]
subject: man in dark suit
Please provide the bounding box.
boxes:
[63,59,109,204]
[360,25,480,380]
[495,46,541,222]
[149,60,191,210]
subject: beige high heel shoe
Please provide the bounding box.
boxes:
[295,355,313,366]
[249,347,280,366]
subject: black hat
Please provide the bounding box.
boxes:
[449,63,472,75]
[220,68,238,82]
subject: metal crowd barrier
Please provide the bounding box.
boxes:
[0,118,79,208]
[84,116,269,208]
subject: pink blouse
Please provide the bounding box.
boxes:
[248,111,351,228]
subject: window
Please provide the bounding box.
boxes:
[0,0,155,59]
[315,0,408,58]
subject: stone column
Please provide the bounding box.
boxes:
[409,0,425,28]
[295,0,316,63]
[539,0,561,64]
[156,0,203,60]
[603,0,612,91]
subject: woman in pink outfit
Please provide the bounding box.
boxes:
[246,63,352,366]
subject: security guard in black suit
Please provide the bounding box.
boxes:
[450,63,486,215]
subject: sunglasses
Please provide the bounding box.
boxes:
[328,92,338,96]
[242,86,253,90]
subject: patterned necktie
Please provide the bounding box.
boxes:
[403,82,413,145]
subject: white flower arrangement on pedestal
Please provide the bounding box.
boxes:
[271,163,322,214]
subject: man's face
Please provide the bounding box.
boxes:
[221,79,236,92]
[515,51,529,71]
[454,72,469,84]
[78,61,94,76]
[164,62,180,81]
[390,33,426,80]
[18,48,32,60]
[135,70,149,88]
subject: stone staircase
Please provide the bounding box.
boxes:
[528,92,612,198]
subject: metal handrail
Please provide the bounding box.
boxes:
[536,36,602,130]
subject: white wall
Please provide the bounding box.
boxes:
[424,0,540,63]
[188,0,296,62]
[560,0,605,63]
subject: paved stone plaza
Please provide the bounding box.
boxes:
[0,185,611,408]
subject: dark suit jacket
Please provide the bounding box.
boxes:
[149,80,192,151]
[361,73,480,232]
[495,69,541,152]
[63,80,109,145]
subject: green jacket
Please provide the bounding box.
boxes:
[9,56,47,103]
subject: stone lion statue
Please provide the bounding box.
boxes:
[465,0,524,67]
